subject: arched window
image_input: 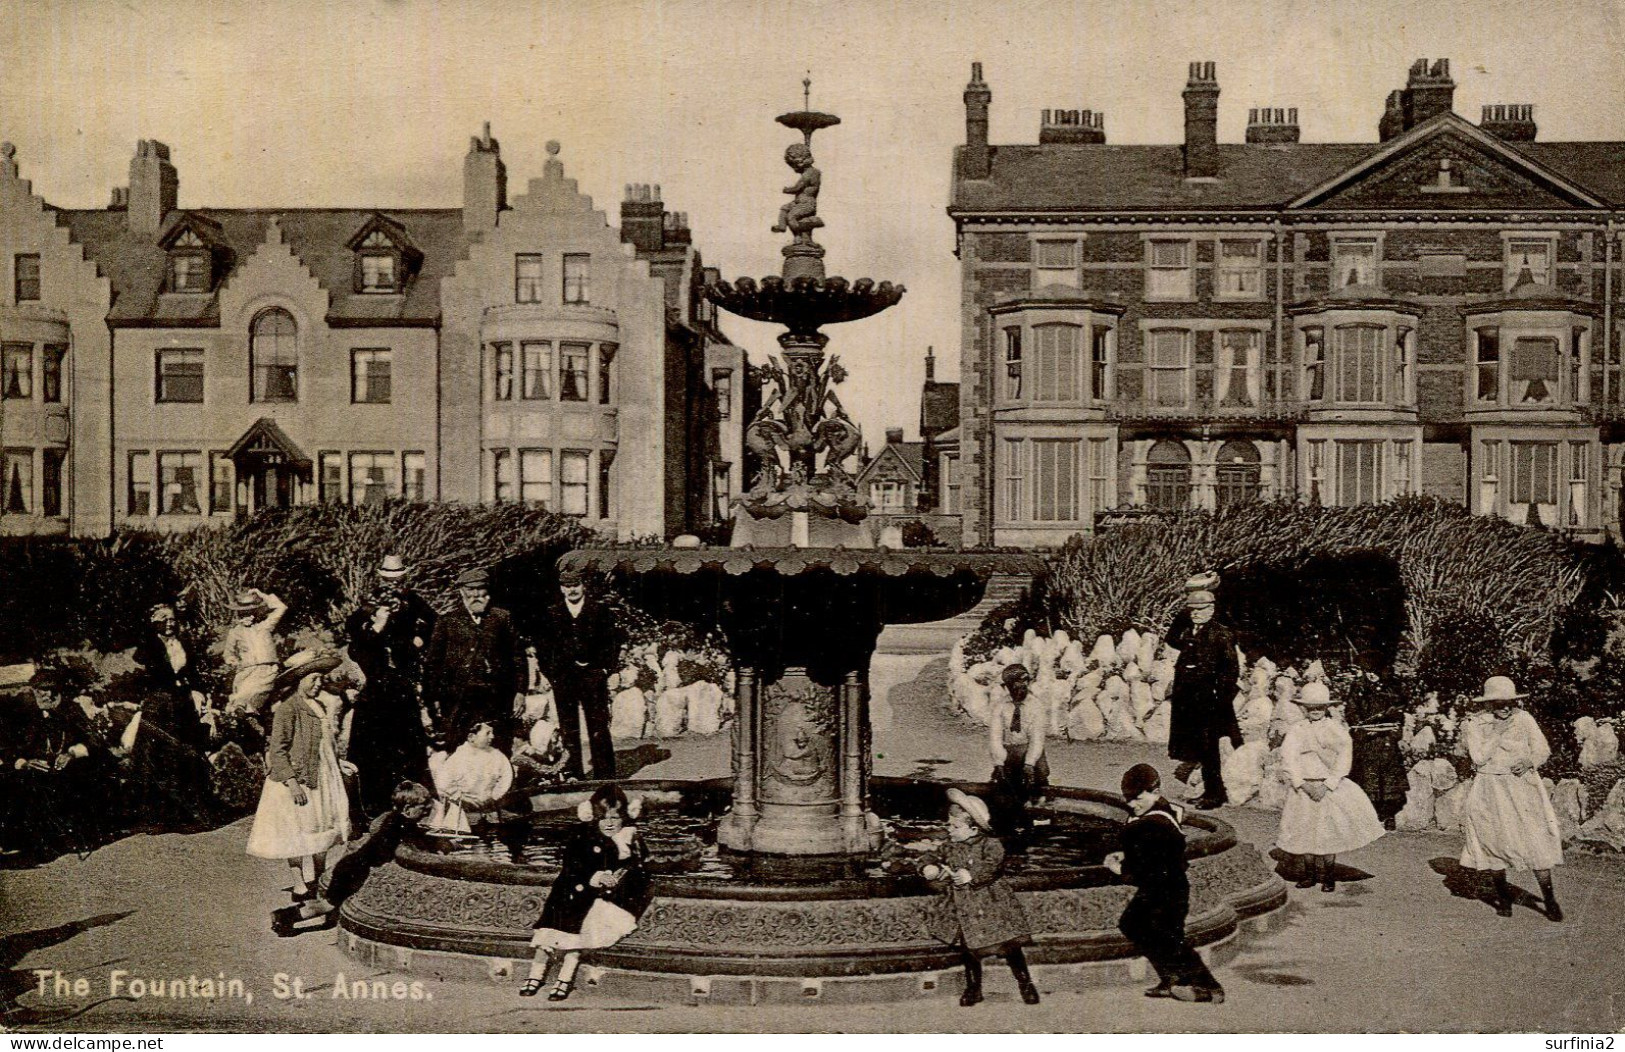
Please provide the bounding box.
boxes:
[1145,439,1191,511]
[1215,440,1261,509]
[251,308,298,403]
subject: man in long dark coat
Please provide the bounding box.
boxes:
[344,555,437,817]
[422,567,525,755]
[1163,573,1241,809]
[0,670,115,859]
[129,603,217,829]
[536,567,621,780]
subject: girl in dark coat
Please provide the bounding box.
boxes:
[523,783,651,1000]
[1104,763,1224,1003]
[919,788,1040,1006]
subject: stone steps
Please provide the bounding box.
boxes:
[874,572,1033,656]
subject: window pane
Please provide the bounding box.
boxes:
[1336,327,1384,403]
[1336,441,1380,506]
[159,451,203,515]
[520,449,553,506]
[492,342,514,401]
[712,461,731,521]
[1506,241,1552,288]
[599,345,616,404]
[1002,439,1023,520]
[713,370,733,420]
[1033,325,1079,401]
[492,449,513,502]
[1148,331,1187,406]
[361,252,397,291]
[598,449,615,519]
[563,253,590,304]
[1217,240,1262,296]
[1511,337,1558,404]
[559,343,589,402]
[4,449,32,514]
[522,342,552,399]
[128,452,152,516]
[3,344,32,399]
[251,308,297,402]
[1034,240,1077,268]
[1003,328,1022,399]
[209,452,234,513]
[351,349,392,404]
[156,349,205,403]
[41,345,64,403]
[1333,241,1377,287]
[515,255,545,303]
[41,447,63,517]
[14,254,41,301]
[1218,331,1258,406]
[318,452,343,504]
[347,452,396,506]
[560,450,589,515]
[1091,327,1111,400]
[402,452,426,501]
[1031,439,1078,522]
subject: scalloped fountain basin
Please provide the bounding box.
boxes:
[337,778,1287,1000]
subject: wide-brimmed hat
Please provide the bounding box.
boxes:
[1294,681,1335,708]
[230,590,269,614]
[377,554,409,579]
[455,567,490,589]
[30,667,69,694]
[1471,676,1527,706]
[276,649,341,691]
[945,787,993,833]
[1184,571,1220,592]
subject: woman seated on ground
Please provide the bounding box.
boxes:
[523,783,650,1001]
[427,721,514,834]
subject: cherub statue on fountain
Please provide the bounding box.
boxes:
[771,142,823,244]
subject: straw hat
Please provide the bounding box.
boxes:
[275,649,341,691]
[1471,676,1527,707]
[377,554,409,579]
[230,590,269,615]
[945,787,993,833]
[1294,681,1335,708]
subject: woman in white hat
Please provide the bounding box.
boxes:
[1276,680,1385,892]
[1458,676,1563,921]
[246,651,353,908]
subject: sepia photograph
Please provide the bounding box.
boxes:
[2,0,1625,1037]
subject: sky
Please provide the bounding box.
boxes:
[6,0,1625,443]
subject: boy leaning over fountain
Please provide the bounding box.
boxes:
[918,788,1041,1006]
[1104,764,1225,1004]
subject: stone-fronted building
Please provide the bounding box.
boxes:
[0,129,747,539]
[949,59,1625,547]
[855,348,962,540]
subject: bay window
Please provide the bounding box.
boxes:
[1334,326,1385,403]
[1003,327,1022,400]
[1030,440,1079,522]
[1090,326,1113,400]
[1031,324,1081,402]
[561,450,590,515]
[1336,441,1381,506]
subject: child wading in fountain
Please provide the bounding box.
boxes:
[271,781,432,937]
[1277,681,1385,892]
[523,783,650,1001]
[920,788,1041,1006]
[1104,764,1224,1003]
[1459,676,1564,921]
[426,720,514,834]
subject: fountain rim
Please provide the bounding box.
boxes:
[557,547,1043,578]
[394,775,1240,901]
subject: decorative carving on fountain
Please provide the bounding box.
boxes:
[706,78,906,545]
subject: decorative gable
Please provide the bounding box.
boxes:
[158,212,231,293]
[1290,115,1603,212]
[345,212,421,294]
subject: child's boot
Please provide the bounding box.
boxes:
[959,953,983,1006]
[1007,947,1040,1005]
[1537,871,1562,922]
[1320,854,1337,893]
[1492,871,1514,917]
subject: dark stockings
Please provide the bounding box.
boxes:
[959,947,1040,1006]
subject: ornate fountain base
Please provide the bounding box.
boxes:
[336,779,1287,1003]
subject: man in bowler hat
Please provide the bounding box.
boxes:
[422,567,526,754]
[536,566,621,779]
[1163,571,1241,809]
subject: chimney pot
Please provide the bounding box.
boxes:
[885,428,904,445]
[463,122,506,231]
[127,138,177,233]
[964,60,993,178]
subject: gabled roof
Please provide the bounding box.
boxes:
[345,211,423,262]
[856,440,925,487]
[61,208,473,326]
[157,211,228,250]
[227,417,311,470]
[950,111,1625,214]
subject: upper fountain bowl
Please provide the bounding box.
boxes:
[706,275,905,344]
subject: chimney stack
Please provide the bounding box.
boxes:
[1405,58,1456,127]
[1481,103,1537,142]
[1182,61,1220,179]
[108,186,129,209]
[1378,90,1407,142]
[885,427,904,445]
[925,346,935,382]
[662,209,691,247]
[1245,107,1300,144]
[463,122,507,232]
[1040,108,1106,144]
[127,139,177,234]
[620,183,665,252]
[963,61,993,180]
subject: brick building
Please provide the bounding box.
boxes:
[855,346,962,539]
[0,129,747,539]
[949,59,1625,547]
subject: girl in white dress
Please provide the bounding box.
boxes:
[223,589,287,715]
[427,721,514,834]
[1458,676,1563,921]
[246,651,353,904]
[1276,681,1385,892]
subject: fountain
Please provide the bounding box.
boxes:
[337,87,1286,1002]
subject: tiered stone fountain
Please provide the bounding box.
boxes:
[338,91,1285,1002]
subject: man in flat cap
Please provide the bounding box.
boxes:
[422,566,526,755]
[1164,571,1241,810]
[536,566,622,780]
